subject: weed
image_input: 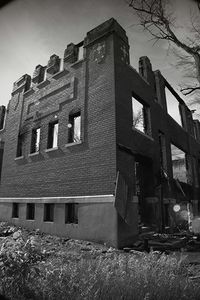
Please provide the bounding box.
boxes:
[0,234,199,300]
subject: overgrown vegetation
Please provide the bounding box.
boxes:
[0,225,199,299]
[35,252,200,300]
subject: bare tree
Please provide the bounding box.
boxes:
[128,0,200,105]
[133,109,144,128]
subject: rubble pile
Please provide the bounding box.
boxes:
[0,222,114,258]
[0,222,200,260]
[123,231,200,253]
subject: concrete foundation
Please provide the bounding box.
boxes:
[0,195,137,248]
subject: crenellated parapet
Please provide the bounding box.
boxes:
[11,44,84,96]
[64,43,79,66]
[139,56,155,87]
[46,54,61,78]
[11,18,132,99]
[32,65,46,85]
[12,74,31,95]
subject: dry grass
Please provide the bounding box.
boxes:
[0,224,199,300]
[32,252,200,300]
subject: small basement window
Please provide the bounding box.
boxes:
[30,127,40,153]
[68,112,81,143]
[65,203,78,224]
[132,96,151,135]
[165,87,182,126]
[47,121,58,149]
[12,203,19,218]
[44,204,54,222]
[26,203,35,220]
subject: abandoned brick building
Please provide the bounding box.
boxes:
[0,18,199,247]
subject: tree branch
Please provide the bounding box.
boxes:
[128,0,200,93]
[180,86,200,95]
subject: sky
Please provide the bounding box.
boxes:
[0,0,197,110]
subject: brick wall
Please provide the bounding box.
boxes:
[114,33,200,224]
[0,20,120,198]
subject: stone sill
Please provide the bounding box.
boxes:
[28,152,42,160]
[37,80,50,89]
[65,141,82,148]
[45,147,59,153]
[0,195,115,204]
[65,223,78,226]
[28,151,40,157]
[52,69,69,79]
[132,127,154,142]
[15,156,25,162]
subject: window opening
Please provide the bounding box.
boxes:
[193,157,199,188]
[68,112,81,143]
[26,203,35,220]
[158,132,167,175]
[12,203,19,218]
[31,127,40,153]
[16,134,24,157]
[134,156,154,226]
[47,121,58,149]
[165,87,182,126]
[65,203,78,224]
[164,204,170,226]
[171,144,187,183]
[132,96,151,135]
[44,204,54,222]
